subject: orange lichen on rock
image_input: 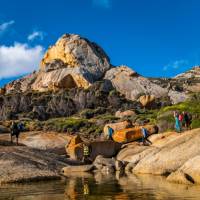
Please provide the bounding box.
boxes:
[112,125,158,143]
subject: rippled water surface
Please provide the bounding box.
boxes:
[1,173,200,200]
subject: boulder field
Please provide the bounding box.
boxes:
[62,128,200,185]
[1,128,200,185]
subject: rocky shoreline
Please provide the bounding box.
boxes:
[1,129,200,185]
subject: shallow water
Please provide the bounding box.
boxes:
[1,173,200,200]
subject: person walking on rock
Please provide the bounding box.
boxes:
[10,121,20,145]
[183,111,192,130]
[141,127,152,145]
[107,126,114,140]
[174,111,181,133]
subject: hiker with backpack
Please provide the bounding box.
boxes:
[174,111,181,133]
[10,121,24,145]
[182,111,192,130]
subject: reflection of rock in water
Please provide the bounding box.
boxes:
[118,174,200,200]
[64,179,79,200]
[1,174,200,200]
[64,172,124,200]
[94,171,116,184]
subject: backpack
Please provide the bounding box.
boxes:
[17,123,24,131]
[179,114,183,121]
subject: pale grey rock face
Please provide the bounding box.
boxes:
[104,66,168,101]
[175,66,200,79]
[168,90,188,104]
[5,72,37,94]
[44,59,66,72]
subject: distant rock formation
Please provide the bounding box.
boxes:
[104,66,168,101]
[4,34,111,94]
[32,34,111,92]
[1,33,200,107]
[175,66,200,79]
[174,66,200,93]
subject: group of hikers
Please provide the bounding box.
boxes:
[174,111,192,133]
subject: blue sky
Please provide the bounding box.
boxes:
[0,0,200,86]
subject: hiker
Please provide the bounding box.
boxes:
[141,127,152,145]
[174,111,181,133]
[183,111,192,130]
[10,121,20,145]
[178,112,184,127]
[82,143,91,164]
[107,126,114,140]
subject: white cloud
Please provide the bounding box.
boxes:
[28,31,44,41]
[93,0,111,8]
[0,20,15,33]
[163,60,189,71]
[0,43,44,79]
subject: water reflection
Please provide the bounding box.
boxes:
[1,172,200,200]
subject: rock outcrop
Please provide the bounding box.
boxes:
[66,135,121,161]
[117,128,200,185]
[173,66,200,94]
[103,120,133,139]
[4,72,37,94]
[175,66,200,79]
[1,33,198,107]
[139,95,155,108]
[32,34,111,92]
[0,143,69,184]
[104,66,168,101]
[112,125,158,143]
[167,156,200,184]
[3,34,111,94]
[115,110,136,119]
[0,80,136,121]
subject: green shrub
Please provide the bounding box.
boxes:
[43,117,88,132]
[79,107,106,119]
[95,114,118,121]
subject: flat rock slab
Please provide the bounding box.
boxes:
[133,129,200,175]
[0,144,69,184]
[0,131,71,154]
[116,128,200,185]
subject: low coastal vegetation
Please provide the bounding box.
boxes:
[157,93,200,130]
